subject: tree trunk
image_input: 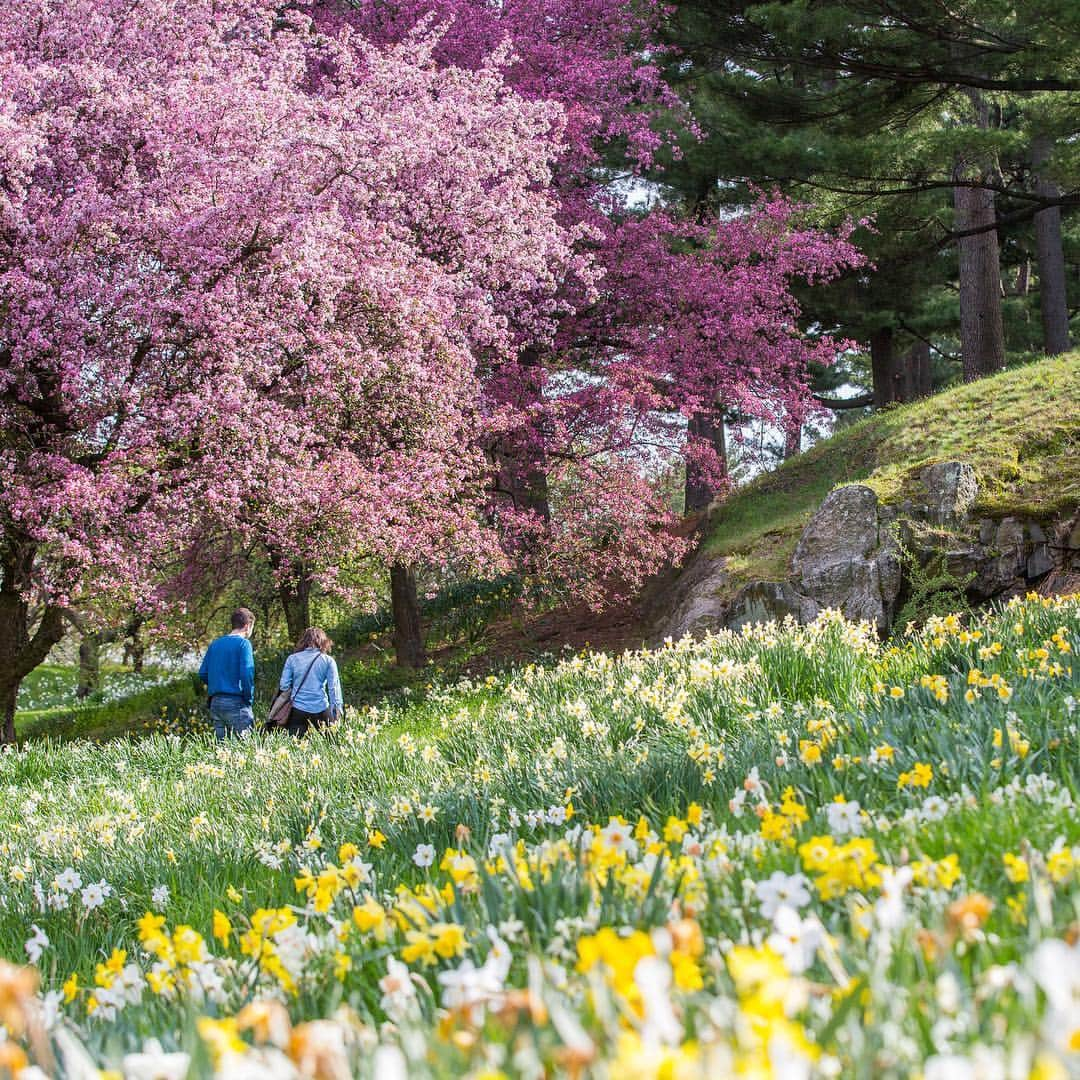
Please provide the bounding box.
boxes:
[77,633,102,699]
[901,340,933,402]
[953,90,1005,382]
[0,681,16,747]
[1032,136,1071,356]
[870,327,900,407]
[129,632,145,674]
[279,573,312,644]
[684,410,727,513]
[954,182,1006,380]
[390,563,425,669]
[0,544,67,743]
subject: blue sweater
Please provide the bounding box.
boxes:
[279,649,343,714]
[198,634,255,705]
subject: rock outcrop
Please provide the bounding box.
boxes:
[653,460,1078,641]
[921,461,979,525]
[790,485,901,631]
[649,546,732,641]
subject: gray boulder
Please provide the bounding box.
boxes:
[974,517,1028,597]
[921,461,979,525]
[790,484,901,631]
[654,554,732,640]
[726,581,819,630]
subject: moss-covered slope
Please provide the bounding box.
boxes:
[706,352,1080,589]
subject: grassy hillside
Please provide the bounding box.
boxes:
[14,665,200,741]
[0,595,1076,1077]
[707,352,1080,588]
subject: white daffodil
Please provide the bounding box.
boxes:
[379,957,416,1017]
[600,817,638,857]
[825,799,864,836]
[874,865,914,932]
[122,1039,191,1080]
[54,868,81,893]
[1031,938,1080,1056]
[755,871,812,919]
[24,924,48,964]
[372,1045,408,1080]
[412,843,436,868]
[767,905,824,974]
[922,1054,975,1080]
[634,954,682,1047]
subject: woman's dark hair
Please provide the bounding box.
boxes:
[296,626,333,653]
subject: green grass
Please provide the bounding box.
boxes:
[0,595,1077,1077]
[706,352,1080,589]
[14,665,201,742]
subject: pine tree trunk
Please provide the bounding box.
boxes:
[954,182,1006,381]
[870,327,899,407]
[390,564,425,669]
[77,633,102,699]
[1032,137,1071,356]
[953,90,1005,383]
[902,340,932,401]
[684,411,727,513]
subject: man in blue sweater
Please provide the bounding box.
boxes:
[198,608,256,739]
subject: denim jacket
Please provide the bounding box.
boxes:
[279,649,343,714]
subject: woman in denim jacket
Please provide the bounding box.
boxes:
[278,627,343,735]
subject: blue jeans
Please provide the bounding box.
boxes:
[209,694,254,740]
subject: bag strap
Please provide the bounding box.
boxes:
[290,652,322,702]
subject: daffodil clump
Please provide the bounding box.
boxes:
[0,594,1078,1079]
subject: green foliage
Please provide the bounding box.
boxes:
[333,575,523,650]
[659,0,1080,379]
[893,530,976,631]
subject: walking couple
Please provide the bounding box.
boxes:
[197,608,343,739]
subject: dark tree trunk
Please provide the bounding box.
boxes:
[0,543,66,743]
[278,572,313,644]
[390,563,425,669]
[954,182,1006,380]
[684,410,727,514]
[901,340,933,402]
[870,327,900,408]
[872,331,932,408]
[122,616,145,673]
[1032,137,1072,356]
[953,91,1005,382]
[77,633,102,699]
[266,545,314,644]
[129,632,145,674]
[0,681,16,747]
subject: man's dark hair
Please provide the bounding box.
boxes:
[230,607,255,630]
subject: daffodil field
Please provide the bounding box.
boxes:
[1,595,1079,1080]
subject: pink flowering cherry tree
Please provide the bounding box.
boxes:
[318,0,866,604]
[0,0,583,737]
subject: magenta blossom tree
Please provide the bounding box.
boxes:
[0,0,585,738]
[317,0,865,601]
